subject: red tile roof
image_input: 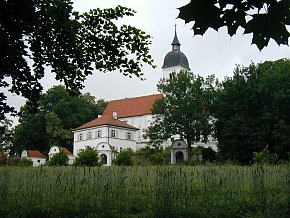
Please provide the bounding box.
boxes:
[102,94,163,118]
[73,115,139,131]
[59,147,74,156]
[27,150,46,158]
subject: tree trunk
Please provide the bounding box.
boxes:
[187,139,192,161]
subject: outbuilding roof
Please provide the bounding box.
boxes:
[102,94,163,118]
[59,147,74,156]
[27,150,46,159]
[73,115,139,131]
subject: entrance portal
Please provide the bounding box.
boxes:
[175,151,184,163]
[100,154,107,164]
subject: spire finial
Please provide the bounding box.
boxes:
[174,20,177,36]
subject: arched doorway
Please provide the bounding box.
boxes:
[100,154,107,164]
[175,151,184,163]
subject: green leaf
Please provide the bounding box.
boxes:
[178,0,223,35]
[223,9,247,36]
[245,13,290,49]
[268,0,290,25]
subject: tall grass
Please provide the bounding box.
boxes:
[0,165,289,217]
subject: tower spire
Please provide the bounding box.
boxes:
[171,23,181,50]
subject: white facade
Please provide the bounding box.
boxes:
[120,114,154,149]
[21,150,46,167]
[192,135,218,152]
[48,146,75,165]
[73,125,138,156]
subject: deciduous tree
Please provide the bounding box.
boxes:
[146,71,218,158]
[0,0,155,123]
[215,59,290,163]
[11,86,107,155]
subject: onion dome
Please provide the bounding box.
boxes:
[162,27,190,70]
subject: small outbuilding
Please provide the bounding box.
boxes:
[170,140,188,164]
[48,146,75,165]
[21,150,46,167]
[96,142,117,166]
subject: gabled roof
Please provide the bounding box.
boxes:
[59,147,74,156]
[73,115,139,131]
[102,94,163,118]
[27,150,46,159]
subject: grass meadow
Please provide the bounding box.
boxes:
[0,165,289,217]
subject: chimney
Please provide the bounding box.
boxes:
[112,112,117,119]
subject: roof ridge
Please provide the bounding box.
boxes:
[109,93,162,102]
[73,114,139,131]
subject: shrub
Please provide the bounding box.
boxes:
[135,147,170,165]
[7,156,21,166]
[149,152,165,165]
[201,147,216,162]
[74,147,99,166]
[19,158,33,167]
[186,157,200,166]
[48,151,69,166]
[253,146,278,164]
[113,149,134,166]
[191,146,203,155]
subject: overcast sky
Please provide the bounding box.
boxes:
[7,0,290,122]
[73,0,290,100]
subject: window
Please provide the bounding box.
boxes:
[96,130,102,138]
[87,131,92,140]
[111,129,117,138]
[78,133,83,141]
[126,132,132,140]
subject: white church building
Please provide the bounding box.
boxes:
[72,28,217,165]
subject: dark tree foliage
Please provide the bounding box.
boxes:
[0,0,155,122]
[146,71,218,158]
[11,85,107,155]
[201,147,216,162]
[178,0,290,50]
[215,59,290,164]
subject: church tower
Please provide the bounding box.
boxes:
[162,26,190,80]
